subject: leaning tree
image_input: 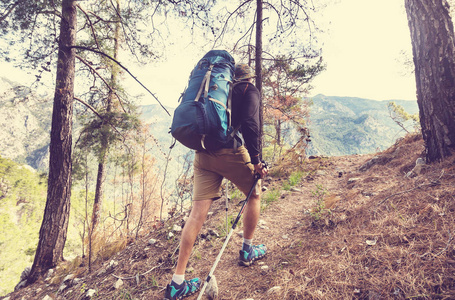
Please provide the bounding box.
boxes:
[405,0,455,162]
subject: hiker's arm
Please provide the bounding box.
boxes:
[240,85,261,165]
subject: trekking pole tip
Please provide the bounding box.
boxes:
[205,274,218,300]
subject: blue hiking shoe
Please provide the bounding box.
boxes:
[239,244,267,266]
[164,278,201,300]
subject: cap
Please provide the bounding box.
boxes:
[234,63,256,81]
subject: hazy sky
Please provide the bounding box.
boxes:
[310,0,416,101]
[135,0,417,108]
[1,0,417,107]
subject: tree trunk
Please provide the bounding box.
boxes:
[91,159,106,231]
[90,0,121,235]
[276,119,282,147]
[28,0,76,283]
[405,0,455,162]
[256,0,263,156]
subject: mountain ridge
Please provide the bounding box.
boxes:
[0,78,418,170]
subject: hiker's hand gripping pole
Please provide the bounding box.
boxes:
[197,172,262,300]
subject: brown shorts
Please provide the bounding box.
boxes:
[193,146,261,201]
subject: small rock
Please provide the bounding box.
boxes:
[62,274,75,284]
[267,286,282,295]
[282,234,289,239]
[208,229,220,237]
[258,220,267,226]
[416,157,425,165]
[205,275,218,300]
[347,177,360,184]
[86,289,97,298]
[42,296,53,300]
[45,269,54,282]
[365,239,377,246]
[237,231,244,238]
[20,267,31,281]
[186,267,194,273]
[114,278,124,289]
[261,265,269,270]
[109,260,118,268]
[14,280,27,291]
[315,170,327,176]
[207,212,214,216]
[172,224,182,232]
[148,238,157,245]
[168,232,175,239]
[359,156,380,172]
[58,284,67,293]
[290,187,301,192]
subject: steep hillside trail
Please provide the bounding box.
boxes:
[193,153,375,300]
[12,134,455,300]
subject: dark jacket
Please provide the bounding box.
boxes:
[228,81,261,165]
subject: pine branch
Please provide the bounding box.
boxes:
[76,4,101,50]
[72,45,171,116]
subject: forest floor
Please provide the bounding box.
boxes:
[4,133,455,299]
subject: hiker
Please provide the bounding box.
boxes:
[164,63,269,300]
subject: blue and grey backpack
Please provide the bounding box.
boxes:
[171,50,238,151]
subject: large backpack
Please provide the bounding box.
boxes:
[171,50,238,151]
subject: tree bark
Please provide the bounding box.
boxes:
[28,0,76,283]
[90,0,121,236]
[256,0,263,156]
[405,0,455,162]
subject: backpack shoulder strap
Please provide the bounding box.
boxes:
[195,64,213,102]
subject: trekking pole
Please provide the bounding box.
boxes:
[197,173,261,300]
[225,180,229,234]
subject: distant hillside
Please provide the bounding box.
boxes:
[306,94,419,156]
[0,77,52,170]
[0,77,419,169]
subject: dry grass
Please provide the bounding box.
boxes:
[7,133,455,300]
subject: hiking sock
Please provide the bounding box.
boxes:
[243,238,252,251]
[172,274,185,285]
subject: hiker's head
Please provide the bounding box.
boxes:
[235,63,255,81]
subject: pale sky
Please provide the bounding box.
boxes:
[134,0,417,108]
[1,0,417,106]
[310,0,416,101]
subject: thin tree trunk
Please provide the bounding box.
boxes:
[90,0,121,234]
[256,0,263,155]
[405,0,455,162]
[90,159,106,231]
[276,119,282,147]
[28,0,76,283]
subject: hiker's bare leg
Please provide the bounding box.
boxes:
[175,199,212,275]
[242,194,261,239]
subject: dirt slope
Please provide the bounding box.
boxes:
[5,134,455,300]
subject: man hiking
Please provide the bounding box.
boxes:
[164,63,269,300]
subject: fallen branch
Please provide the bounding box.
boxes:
[374,170,445,212]
[112,262,165,280]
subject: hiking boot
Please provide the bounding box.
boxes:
[238,244,267,266]
[163,278,201,300]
